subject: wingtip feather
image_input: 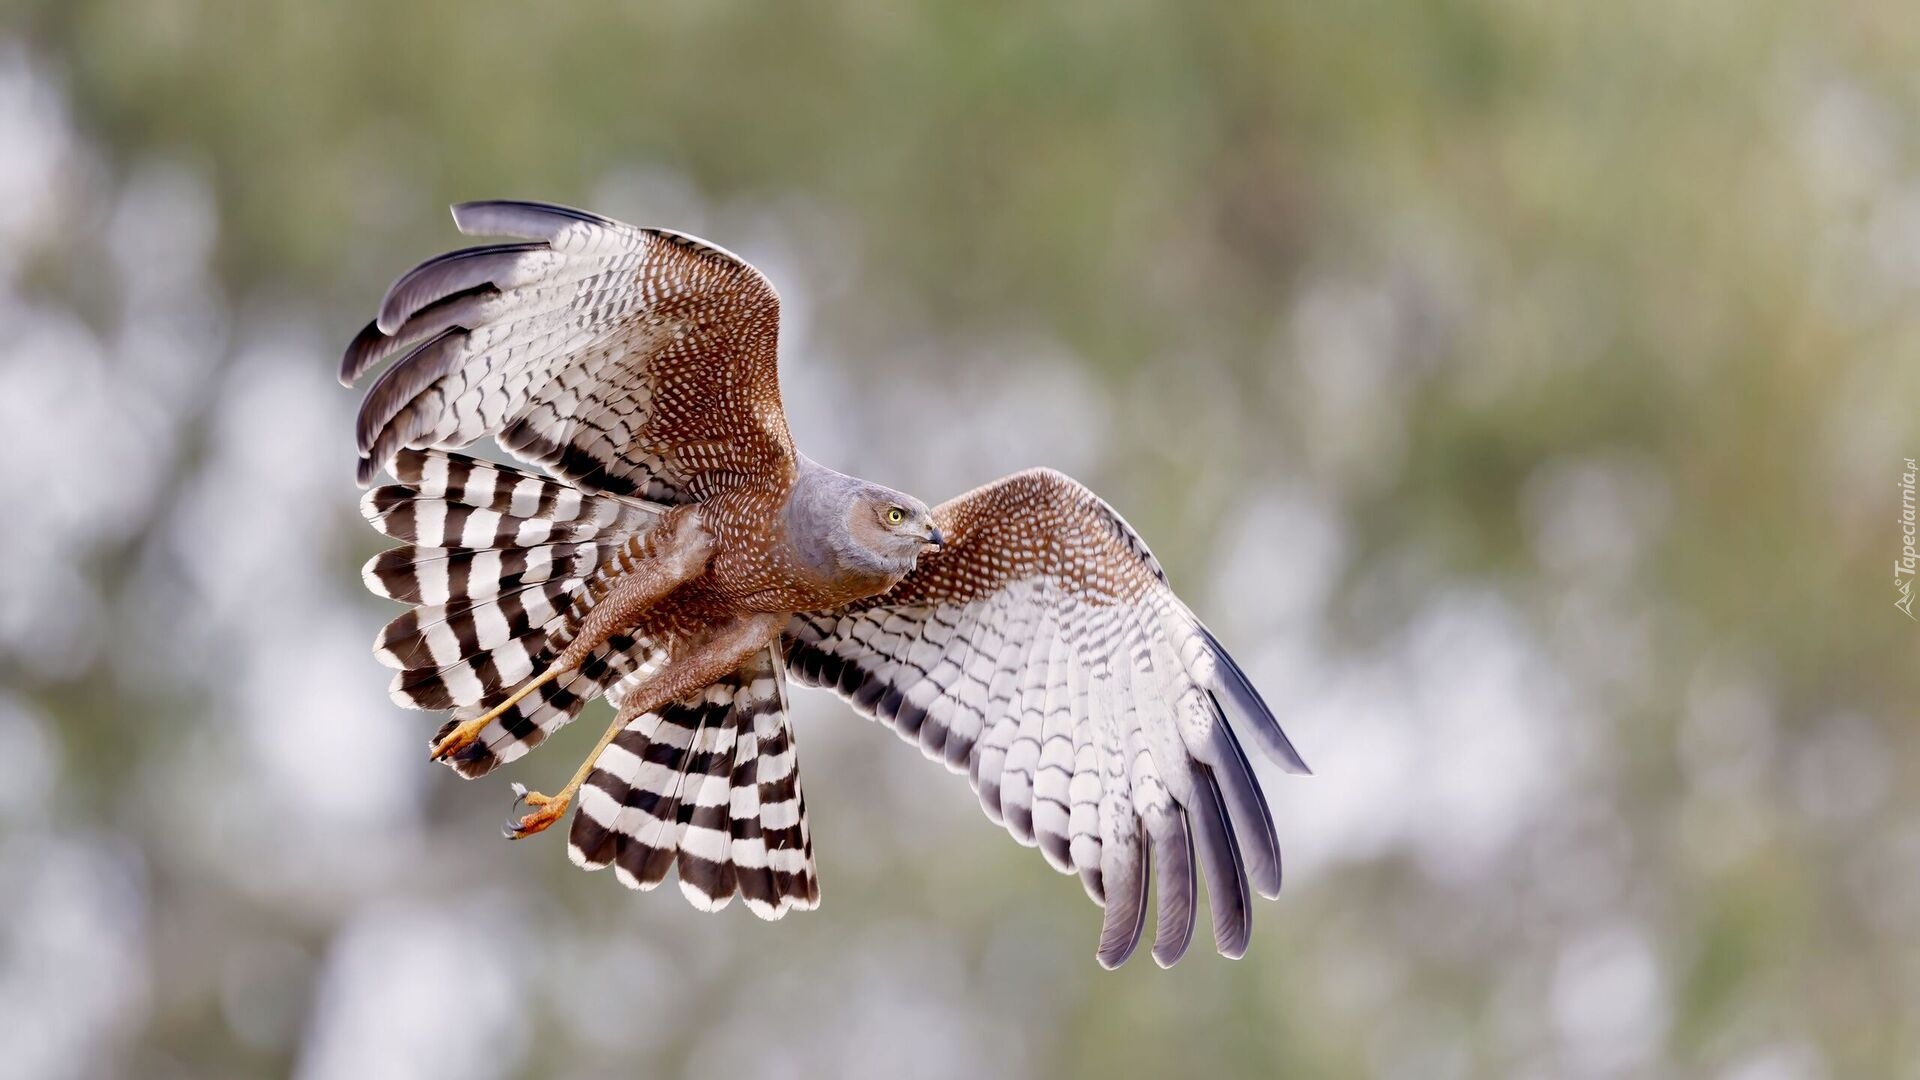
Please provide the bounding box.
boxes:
[1148,813,1198,968]
[451,199,616,241]
[340,319,387,386]
[1206,693,1284,899]
[1189,766,1254,960]
[1096,828,1151,969]
[1196,622,1313,775]
[375,243,539,334]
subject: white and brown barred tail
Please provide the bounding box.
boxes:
[361,448,666,777]
[567,648,819,918]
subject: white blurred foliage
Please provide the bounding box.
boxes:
[1520,452,1672,586]
[0,832,150,1080]
[156,329,428,902]
[0,45,78,278]
[1797,74,1920,308]
[684,924,1034,1080]
[297,899,531,1080]
[1797,74,1920,524]
[0,692,58,824]
[1675,657,1782,873]
[836,333,1111,500]
[108,160,228,412]
[1284,278,1412,495]
[220,937,317,1055]
[1,154,218,683]
[1719,1042,1831,1080]
[1268,588,1586,887]
[543,930,688,1057]
[1788,711,1891,828]
[0,311,136,677]
[1367,1002,1473,1080]
[1207,485,1350,640]
[1550,924,1669,1077]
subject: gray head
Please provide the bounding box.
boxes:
[786,457,944,591]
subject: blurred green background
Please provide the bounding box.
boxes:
[2,2,1917,1077]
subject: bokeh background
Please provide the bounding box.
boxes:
[3,2,1919,1077]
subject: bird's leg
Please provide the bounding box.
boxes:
[503,611,786,838]
[430,511,711,762]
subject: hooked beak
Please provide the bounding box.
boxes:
[922,526,945,549]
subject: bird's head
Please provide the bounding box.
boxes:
[846,487,943,576]
[786,459,945,595]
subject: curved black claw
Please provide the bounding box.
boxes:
[502,782,533,839]
[502,782,570,839]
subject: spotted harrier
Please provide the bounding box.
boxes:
[341,200,1309,967]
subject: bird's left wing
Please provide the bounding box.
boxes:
[343,200,793,502]
[782,469,1309,968]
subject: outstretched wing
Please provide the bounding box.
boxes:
[783,469,1309,969]
[343,200,793,502]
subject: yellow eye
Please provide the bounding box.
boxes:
[886,507,905,525]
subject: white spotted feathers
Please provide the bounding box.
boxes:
[343,199,793,502]
[784,468,1310,967]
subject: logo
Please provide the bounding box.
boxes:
[1899,458,1917,620]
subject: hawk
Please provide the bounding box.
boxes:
[341,200,1309,967]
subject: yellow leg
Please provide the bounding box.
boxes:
[429,665,567,761]
[497,611,786,841]
[435,515,711,764]
[502,708,631,839]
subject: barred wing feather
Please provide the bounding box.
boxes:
[343,200,794,503]
[360,448,667,778]
[783,468,1308,968]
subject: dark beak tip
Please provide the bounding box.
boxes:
[927,527,945,548]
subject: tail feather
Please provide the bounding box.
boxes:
[387,623,554,710]
[362,542,602,605]
[362,491,632,549]
[431,634,652,779]
[568,648,819,918]
[361,448,665,778]
[372,578,578,671]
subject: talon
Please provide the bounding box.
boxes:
[432,666,568,761]
[430,723,481,762]
[503,786,570,839]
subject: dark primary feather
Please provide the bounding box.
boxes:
[355,327,469,454]
[343,199,792,498]
[1149,810,1198,968]
[375,242,543,334]
[1187,765,1253,959]
[339,287,499,387]
[451,199,616,242]
[1097,823,1152,969]
[1198,621,1312,775]
[1208,691,1284,899]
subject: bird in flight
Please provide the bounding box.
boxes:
[341,201,1309,967]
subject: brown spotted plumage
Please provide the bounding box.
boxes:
[344,200,1307,966]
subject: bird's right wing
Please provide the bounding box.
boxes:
[343,200,794,503]
[782,469,1309,968]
